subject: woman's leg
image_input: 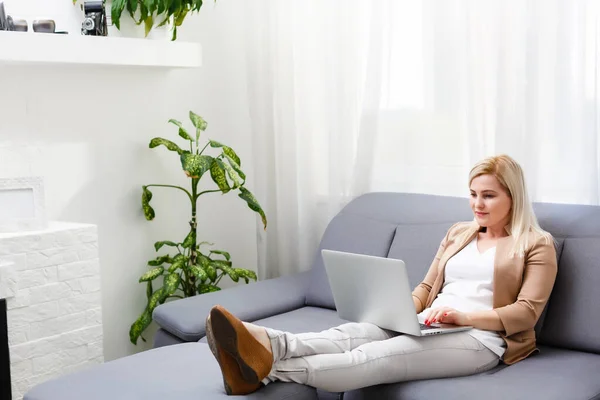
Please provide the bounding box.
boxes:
[267,332,499,393]
[263,321,395,362]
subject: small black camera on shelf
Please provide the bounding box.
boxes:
[81,1,107,36]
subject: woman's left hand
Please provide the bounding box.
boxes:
[425,307,471,326]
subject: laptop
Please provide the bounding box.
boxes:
[321,249,472,336]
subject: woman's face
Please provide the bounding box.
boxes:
[469,174,512,230]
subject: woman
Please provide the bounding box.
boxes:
[205,154,558,395]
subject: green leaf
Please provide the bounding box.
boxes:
[210,250,231,261]
[139,266,164,282]
[146,281,153,299]
[211,260,237,282]
[148,287,165,311]
[224,154,246,182]
[211,259,232,267]
[141,186,155,221]
[111,0,126,29]
[129,309,152,344]
[238,187,267,229]
[147,254,171,266]
[180,154,213,178]
[154,240,178,251]
[198,255,217,282]
[163,272,181,296]
[193,0,203,11]
[144,15,153,36]
[235,268,258,284]
[223,146,241,167]
[168,119,193,141]
[175,8,189,26]
[168,258,185,273]
[178,128,193,141]
[210,159,230,193]
[218,159,242,189]
[157,0,166,15]
[149,137,183,155]
[196,241,214,249]
[172,253,186,262]
[209,141,242,167]
[198,284,221,294]
[182,229,196,249]
[220,265,239,282]
[189,111,207,141]
[190,265,208,282]
[127,0,138,15]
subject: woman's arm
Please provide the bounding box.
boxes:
[412,224,458,313]
[493,237,557,336]
[427,307,503,331]
[465,310,504,331]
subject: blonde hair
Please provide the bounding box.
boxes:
[464,154,551,257]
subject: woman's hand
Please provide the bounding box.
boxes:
[425,307,471,326]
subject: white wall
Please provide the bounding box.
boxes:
[0,1,257,361]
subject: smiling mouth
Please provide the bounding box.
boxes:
[475,212,488,216]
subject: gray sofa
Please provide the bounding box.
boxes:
[25,192,600,400]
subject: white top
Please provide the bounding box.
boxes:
[418,238,506,358]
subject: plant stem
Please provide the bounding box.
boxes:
[145,184,193,204]
[199,142,210,155]
[186,177,200,297]
[168,295,184,300]
[214,273,224,286]
[196,189,223,199]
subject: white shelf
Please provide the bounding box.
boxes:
[0,31,202,68]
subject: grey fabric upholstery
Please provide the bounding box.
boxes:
[538,238,600,353]
[387,222,456,288]
[153,271,310,342]
[25,192,600,400]
[153,328,185,348]
[25,343,317,400]
[344,346,600,400]
[198,307,349,344]
[305,213,398,309]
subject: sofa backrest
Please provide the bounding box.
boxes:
[304,192,600,354]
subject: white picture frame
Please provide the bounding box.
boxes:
[0,177,47,233]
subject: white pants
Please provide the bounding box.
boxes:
[264,322,499,393]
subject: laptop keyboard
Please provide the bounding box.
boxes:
[419,323,439,331]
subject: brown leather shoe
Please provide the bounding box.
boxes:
[209,305,273,385]
[205,315,261,395]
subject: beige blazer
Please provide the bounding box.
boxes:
[411,222,558,365]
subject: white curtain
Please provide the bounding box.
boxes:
[244,0,600,279]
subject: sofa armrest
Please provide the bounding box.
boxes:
[153,271,310,342]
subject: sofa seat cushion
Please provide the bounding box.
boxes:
[25,343,317,400]
[343,346,600,400]
[198,307,349,343]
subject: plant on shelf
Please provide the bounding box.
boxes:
[110,0,211,41]
[129,111,267,345]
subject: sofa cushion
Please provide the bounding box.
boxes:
[538,238,600,353]
[25,343,317,400]
[387,222,456,288]
[343,346,600,400]
[154,328,186,348]
[305,213,398,309]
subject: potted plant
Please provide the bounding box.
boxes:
[129,111,267,345]
[109,0,209,40]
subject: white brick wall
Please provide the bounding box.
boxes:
[0,222,103,400]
